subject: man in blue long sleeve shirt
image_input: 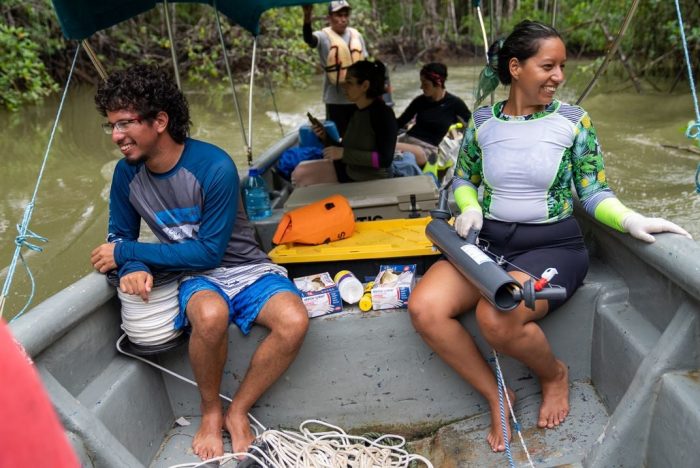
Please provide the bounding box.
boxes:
[90,65,309,461]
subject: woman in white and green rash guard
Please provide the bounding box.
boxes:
[407,20,692,454]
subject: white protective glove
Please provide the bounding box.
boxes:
[622,213,693,243]
[454,208,483,239]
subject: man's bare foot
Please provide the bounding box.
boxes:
[192,408,224,461]
[538,359,569,429]
[487,388,516,452]
[224,409,256,456]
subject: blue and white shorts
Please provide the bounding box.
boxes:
[176,263,300,335]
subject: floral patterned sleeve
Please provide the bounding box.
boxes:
[571,112,614,212]
[453,118,482,190]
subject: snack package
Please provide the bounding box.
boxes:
[370,265,416,310]
[293,272,343,318]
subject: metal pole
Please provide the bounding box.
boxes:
[213,4,249,149]
[476,7,489,59]
[266,77,285,137]
[489,0,495,105]
[247,37,258,166]
[81,40,107,80]
[162,1,182,89]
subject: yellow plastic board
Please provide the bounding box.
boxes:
[269,217,440,264]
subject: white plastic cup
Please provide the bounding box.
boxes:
[334,270,364,304]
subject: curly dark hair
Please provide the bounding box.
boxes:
[346,60,387,99]
[95,64,190,143]
[497,20,563,85]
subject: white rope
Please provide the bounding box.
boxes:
[117,281,182,346]
[168,419,433,467]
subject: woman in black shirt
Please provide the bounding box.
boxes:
[396,63,471,166]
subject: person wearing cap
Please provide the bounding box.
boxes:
[302,0,368,136]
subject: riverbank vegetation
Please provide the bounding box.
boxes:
[1,0,698,111]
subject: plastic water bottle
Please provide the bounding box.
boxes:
[244,168,272,220]
[334,270,364,304]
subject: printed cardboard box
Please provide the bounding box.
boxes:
[371,264,416,310]
[293,272,343,318]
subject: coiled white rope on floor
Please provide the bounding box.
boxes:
[248,419,432,468]
[168,419,433,467]
[118,281,183,345]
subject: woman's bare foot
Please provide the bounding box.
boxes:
[192,408,224,461]
[487,388,516,452]
[538,359,569,428]
[224,409,256,456]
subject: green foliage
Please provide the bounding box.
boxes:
[0,24,58,111]
[1,0,699,112]
[258,7,317,87]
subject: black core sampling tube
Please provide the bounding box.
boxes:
[426,218,522,311]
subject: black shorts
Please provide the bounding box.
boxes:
[479,217,589,312]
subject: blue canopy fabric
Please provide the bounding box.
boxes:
[51,0,330,39]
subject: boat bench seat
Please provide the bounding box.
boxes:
[157,258,616,432]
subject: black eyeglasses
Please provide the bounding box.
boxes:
[101,118,142,134]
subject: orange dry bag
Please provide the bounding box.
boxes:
[272,194,354,245]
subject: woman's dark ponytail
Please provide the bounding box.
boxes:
[347,60,387,98]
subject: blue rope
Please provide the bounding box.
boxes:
[0,45,80,321]
[672,1,700,194]
[493,350,515,468]
[498,374,515,468]
[492,350,537,467]
[8,219,48,323]
[674,0,700,124]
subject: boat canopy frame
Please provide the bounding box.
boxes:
[51,0,329,39]
[51,0,330,166]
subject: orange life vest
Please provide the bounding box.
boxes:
[323,27,363,86]
[273,194,355,245]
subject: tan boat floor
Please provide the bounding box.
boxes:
[409,379,607,467]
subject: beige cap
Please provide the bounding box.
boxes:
[328,0,351,14]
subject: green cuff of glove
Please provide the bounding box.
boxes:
[454,185,481,213]
[594,198,636,232]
